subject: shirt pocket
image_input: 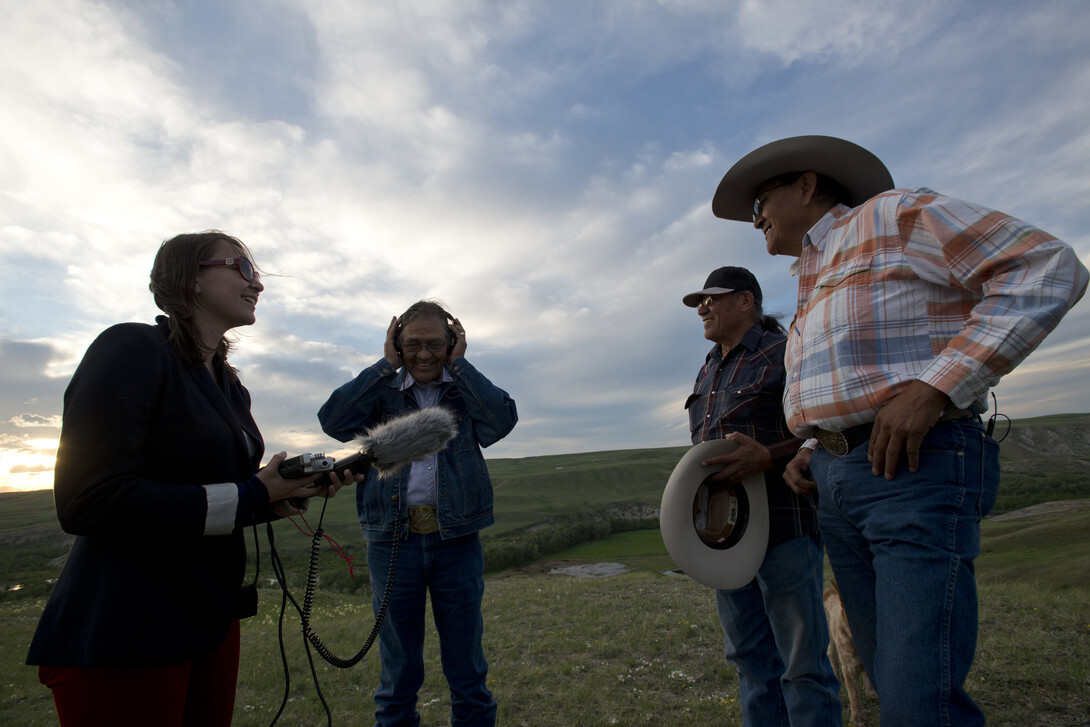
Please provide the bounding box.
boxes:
[684,392,708,434]
[813,255,874,289]
[719,381,768,424]
[811,256,875,318]
[687,381,771,437]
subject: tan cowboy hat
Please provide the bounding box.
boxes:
[659,439,768,590]
[711,135,894,222]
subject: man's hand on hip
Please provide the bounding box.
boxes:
[868,380,950,480]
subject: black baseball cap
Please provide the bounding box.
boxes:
[683,266,762,307]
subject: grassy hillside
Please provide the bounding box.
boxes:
[2,413,1088,601]
[977,501,1090,590]
[992,412,1090,512]
[0,414,1087,725]
[486,446,688,533]
[0,490,59,533]
[3,507,1087,726]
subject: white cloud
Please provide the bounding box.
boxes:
[9,414,62,428]
[2,0,1089,491]
[735,0,945,63]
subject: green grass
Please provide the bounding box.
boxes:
[5,567,1087,726]
[977,505,1090,590]
[0,490,58,533]
[552,528,670,560]
[487,446,688,533]
[5,506,1090,726]
[2,414,1089,724]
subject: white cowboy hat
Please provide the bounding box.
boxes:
[660,439,768,590]
[711,135,894,222]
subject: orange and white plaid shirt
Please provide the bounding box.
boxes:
[784,188,1088,437]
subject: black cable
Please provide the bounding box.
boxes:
[265,494,403,726]
[267,515,332,726]
[265,521,296,726]
[300,495,401,668]
[986,392,1011,442]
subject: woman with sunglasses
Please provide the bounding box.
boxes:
[27,231,351,726]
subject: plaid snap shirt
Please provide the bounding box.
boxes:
[687,324,817,546]
[785,188,1089,437]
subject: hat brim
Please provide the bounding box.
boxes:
[682,286,735,307]
[659,439,768,590]
[711,135,894,222]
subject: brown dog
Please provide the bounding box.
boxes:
[823,582,877,726]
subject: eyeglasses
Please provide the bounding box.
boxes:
[752,174,801,220]
[401,339,448,354]
[699,292,741,309]
[198,257,256,281]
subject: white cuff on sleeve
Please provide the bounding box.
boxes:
[203,483,239,536]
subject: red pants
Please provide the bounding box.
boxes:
[38,619,241,727]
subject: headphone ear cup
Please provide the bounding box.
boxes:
[443,311,457,354]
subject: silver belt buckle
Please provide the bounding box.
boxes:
[813,428,850,457]
[408,506,439,534]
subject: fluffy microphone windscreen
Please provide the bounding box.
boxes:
[353,407,459,478]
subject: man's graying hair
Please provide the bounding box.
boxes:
[400,300,454,328]
[753,301,786,335]
[728,290,786,335]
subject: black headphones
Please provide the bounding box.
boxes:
[393,305,457,357]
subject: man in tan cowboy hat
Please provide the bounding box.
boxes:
[682,265,843,725]
[712,135,1088,725]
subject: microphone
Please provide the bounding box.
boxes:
[282,407,459,485]
[354,406,459,477]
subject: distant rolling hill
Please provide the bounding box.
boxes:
[1,413,1087,595]
[990,412,1090,512]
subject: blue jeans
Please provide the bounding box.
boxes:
[366,532,495,727]
[715,534,843,727]
[810,419,999,727]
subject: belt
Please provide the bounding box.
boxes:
[408,505,439,534]
[812,424,873,457]
[813,407,977,458]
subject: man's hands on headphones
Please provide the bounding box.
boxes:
[447,317,467,362]
[384,316,403,370]
[384,314,468,370]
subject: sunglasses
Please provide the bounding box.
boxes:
[400,339,449,354]
[752,173,802,220]
[699,292,742,309]
[198,256,256,281]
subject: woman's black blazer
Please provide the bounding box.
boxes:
[27,317,267,666]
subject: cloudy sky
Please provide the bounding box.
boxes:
[2,0,1089,493]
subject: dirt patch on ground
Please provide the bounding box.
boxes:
[503,559,630,578]
[547,562,629,578]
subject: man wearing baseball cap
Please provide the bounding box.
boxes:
[711,135,1088,725]
[682,266,842,725]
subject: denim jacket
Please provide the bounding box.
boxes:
[318,357,517,541]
